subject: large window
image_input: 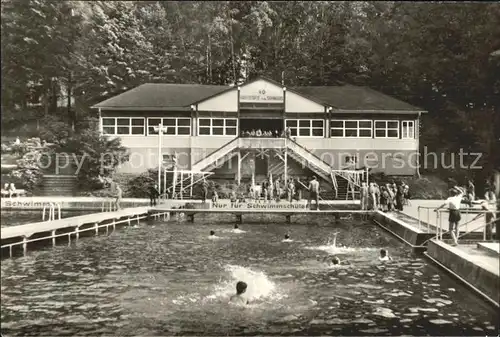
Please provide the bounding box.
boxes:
[198,118,237,136]
[402,120,415,139]
[330,120,372,138]
[374,120,399,138]
[102,117,145,135]
[147,118,191,136]
[285,119,324,137]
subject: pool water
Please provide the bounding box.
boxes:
[1,210,97,227]
[1,214,498,336]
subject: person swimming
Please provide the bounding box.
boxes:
[210,230,215,236]
[285,234,290,240]
[325,255,350,266]
[229,281,249,305]
[234,224,239,229]
[379,249,392,261]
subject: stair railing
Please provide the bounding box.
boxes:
[330,170,338,199]
[191,136,240,171]
[42,202,61,221]
[101,199,116,212]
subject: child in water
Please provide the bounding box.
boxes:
[378,249,392,261]
[326,256,350,266]
[229,281,249,305]
[283,234,293,242]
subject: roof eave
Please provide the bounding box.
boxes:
[333,109,427,114]
[92,106,192,111]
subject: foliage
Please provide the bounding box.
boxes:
[125,168,157,198]
[7,137,52,191]
[2,1,499,183]
[62,119,130,191]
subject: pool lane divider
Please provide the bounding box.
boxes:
[1,207,171,259]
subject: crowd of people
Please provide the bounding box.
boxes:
[201,175,322,210]
[240,127,292,138]
[359,181,410,212]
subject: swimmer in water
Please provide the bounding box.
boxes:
[325,255,350,266]
[209,230,216,237]
[229,281,249,305]
[234,224,239,229]
[282,233,293,242]
[378,249,392,261]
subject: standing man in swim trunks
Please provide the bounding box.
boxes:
[308,176,320,211]
[435,186,465,246]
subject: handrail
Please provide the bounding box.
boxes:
[42,203,61,221]
[191,136,240,170]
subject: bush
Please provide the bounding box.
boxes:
[125,169,156,198]
[62,119,129,191]
[406,176,449,199]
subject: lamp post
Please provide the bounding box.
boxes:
[153,123,170,199]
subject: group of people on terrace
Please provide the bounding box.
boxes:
[1,182,20,198]
[240,127,292,138]
[360,181,410,212]
[201,175,321,210]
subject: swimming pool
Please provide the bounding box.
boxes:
[1,214,498,336]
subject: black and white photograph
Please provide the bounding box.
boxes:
[1,1,499,336]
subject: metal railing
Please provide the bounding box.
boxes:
[101,199,117,212]
[42,203,61,221]
[417,205,497,242]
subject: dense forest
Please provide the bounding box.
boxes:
[1,1,499,181]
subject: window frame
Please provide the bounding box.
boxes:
[101,117,146,136]
[285,119,324,138]
[330,119,373,138]
[401,120,415,139]
[197,117,238,137]
[146,117,192,136]
[374,120,400,139]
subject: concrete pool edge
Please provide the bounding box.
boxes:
[424,240,500,309]
[372,211,434,251]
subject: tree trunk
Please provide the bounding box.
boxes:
[227,4,236,85]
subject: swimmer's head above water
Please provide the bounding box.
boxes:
[284,234,290,240]
[210,230,215,236]
[380,249,388,258]
[236,281,247,295]
[331,256,341,265]
[234,224,239,229]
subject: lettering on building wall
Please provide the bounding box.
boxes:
[213,202,306,209]
[240,88,283,103]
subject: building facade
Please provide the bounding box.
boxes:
[93,77,425,182]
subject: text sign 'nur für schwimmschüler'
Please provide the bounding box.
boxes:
[212,202,307,209]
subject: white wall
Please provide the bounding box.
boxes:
[285,90,325,113]
[198,89,238,112]
[294,137,418,151]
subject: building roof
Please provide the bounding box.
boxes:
[93,78,423,112]
[292,85,421,111]
[93,83,229,110]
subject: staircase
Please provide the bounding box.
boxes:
[191,137,240,172]
[190,137,367,200]
[38,175,78,196]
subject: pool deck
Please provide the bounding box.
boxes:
[425,239,499,308]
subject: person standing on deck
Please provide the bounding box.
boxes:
[466,179,475,206]
[308,176,320,211]
[274,178,281,202]
[360,182,368,210]
[368,183,376,210]
[287,179,295,203]
[374,183,381,211]
[434,186,466,246]
[114,184,123,210]
[395,182,405,211]
[149,183,159,207]
[201,178,209,204]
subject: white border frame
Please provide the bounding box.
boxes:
[401,120,415,139]
[374,120,400,139]
[101,117,146,136]
[146,117,192,137]
[197,117,239,137]
[285,118,325,138]
[330,119,373,138]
